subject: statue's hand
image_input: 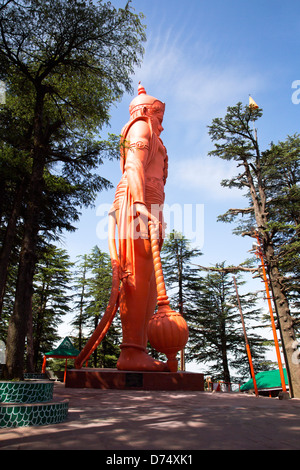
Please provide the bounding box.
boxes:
[133,203,161,242]
[134,202,149,239]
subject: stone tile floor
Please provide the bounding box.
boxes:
[0,382,299,450]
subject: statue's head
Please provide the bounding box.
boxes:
[129,83,165,122]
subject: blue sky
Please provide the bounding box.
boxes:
[59,0,300,371]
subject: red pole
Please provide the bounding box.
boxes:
[233,276,259,397]
[255,235,287,393]
[41,355,47,374]
[64,358,68,383]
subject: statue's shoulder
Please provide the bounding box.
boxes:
[120,117,153,170]
[123,117,152,141]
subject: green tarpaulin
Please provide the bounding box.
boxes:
[240,368,288,391]
[45,337,80,357]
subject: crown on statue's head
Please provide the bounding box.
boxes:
[137,82,146,95]
[129,82,165,119]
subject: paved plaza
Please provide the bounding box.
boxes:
[0,382,299,451]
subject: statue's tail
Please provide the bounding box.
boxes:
[74,211,120,369]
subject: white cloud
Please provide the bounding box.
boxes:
[173,67,263,123]
[170,154,247,201]
[134,23,263,202]
[136,26,265,126]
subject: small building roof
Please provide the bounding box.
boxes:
[45,337,80,358]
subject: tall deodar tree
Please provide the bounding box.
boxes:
[208,103,300,397]
[0,0,146,378]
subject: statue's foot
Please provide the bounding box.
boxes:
[117,344,169,372]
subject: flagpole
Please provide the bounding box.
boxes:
[249,95,258,141]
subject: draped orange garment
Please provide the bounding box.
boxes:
[110,116,168,287]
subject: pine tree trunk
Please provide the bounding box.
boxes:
[4,91,45,379]
[78,261,87,351]
[0,179,25,317]
[26,297,34,373]
[4,161,44,379]
[265,245,300,398]
[244,154,300,398]
[220,315,231,384]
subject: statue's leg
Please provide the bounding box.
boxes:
[143,271,157,349]
[117,237,167,371]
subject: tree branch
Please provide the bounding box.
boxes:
[226,207,254,215]
[191,264,257,273]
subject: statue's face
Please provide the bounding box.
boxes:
[151,111,164,137]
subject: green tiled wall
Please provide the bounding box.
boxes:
[0,381,53,403]
[0,381,68,428]
[0,401,69,428]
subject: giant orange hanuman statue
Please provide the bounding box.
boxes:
[75,84,188,372]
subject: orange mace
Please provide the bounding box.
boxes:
[147,220,189,372]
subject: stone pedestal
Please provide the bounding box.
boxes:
[65,368,204,391]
